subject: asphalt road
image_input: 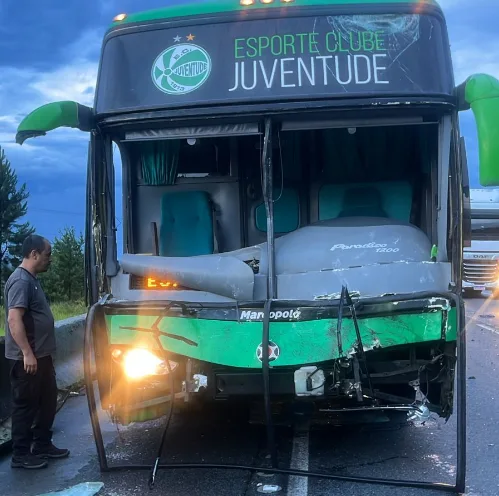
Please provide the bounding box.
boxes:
[1,295,498,496]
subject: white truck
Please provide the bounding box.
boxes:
[463,188,499,296]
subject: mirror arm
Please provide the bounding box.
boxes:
[455,79,471,112]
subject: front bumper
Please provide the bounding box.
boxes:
[462,280,499,291]
[103,295,457,369]
[90,292,460,424]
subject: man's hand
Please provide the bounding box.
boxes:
[23,351,37,375]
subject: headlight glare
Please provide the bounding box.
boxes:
[112,347,178,379]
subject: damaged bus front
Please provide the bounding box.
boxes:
[15,0,499,436]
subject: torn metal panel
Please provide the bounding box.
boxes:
[273,262,451,301]
[121,253,255,300]
[259,217,436,274]
[117,218,450,302]
[110,269,238,304]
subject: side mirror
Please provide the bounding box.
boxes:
[16,101,94,145]
[456,74,499,186]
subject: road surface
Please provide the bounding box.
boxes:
[1,295,498,496]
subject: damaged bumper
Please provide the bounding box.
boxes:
[95,292,458,424]
[104,294,456,367]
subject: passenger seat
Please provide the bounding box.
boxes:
[254,187,300,234]
[154,190,221,256]
[319,181,413,222]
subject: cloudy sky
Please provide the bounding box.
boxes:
[0,0,498,246]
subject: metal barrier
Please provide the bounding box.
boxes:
[51,315,88,389]
[0,339,11,423]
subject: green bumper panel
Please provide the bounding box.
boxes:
[106,308,456,368]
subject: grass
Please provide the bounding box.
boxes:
[0,300,87,338]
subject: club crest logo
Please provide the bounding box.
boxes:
[152,43,211,95]
[256,341,280,363]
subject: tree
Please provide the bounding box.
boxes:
[40,226,85,303]
[0,146,35,302]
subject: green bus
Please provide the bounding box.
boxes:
[16,0,499,491]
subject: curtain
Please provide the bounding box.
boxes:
[321,126,420,183]
[140,140,180,185]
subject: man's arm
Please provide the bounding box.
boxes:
[8,308,37,374]
[6,281,37,374]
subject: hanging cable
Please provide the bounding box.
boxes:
[345,287,375,401]
[261,117,278,468]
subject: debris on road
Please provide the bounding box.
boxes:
[37,482,104,496]
[257,484,282,493]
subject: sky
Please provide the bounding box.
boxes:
[0,0,498,246]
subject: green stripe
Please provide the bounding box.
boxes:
[110,0,441,27]
[107,308,455,369]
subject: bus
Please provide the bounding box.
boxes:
[463,188,499,296]
[15,0,499,491]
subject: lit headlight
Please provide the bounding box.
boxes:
[112,348,178,380]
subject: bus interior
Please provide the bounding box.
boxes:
[117,116,441,263]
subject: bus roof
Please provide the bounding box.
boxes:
[110,0,441,28]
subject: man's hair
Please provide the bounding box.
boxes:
[22,234,48,259]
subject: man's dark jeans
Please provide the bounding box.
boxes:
[9,355,57,457]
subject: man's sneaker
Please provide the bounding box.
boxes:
[11,454,48,469]
[32,443,70,459]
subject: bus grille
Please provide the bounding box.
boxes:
[463,259,499,285]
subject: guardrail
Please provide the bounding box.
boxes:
[51,314,89,389]
[0,314,88,450]
[0,339,10,422]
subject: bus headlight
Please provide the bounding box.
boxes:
[112,348,178,380]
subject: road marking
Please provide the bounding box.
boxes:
[475,322,499,336]
[287,421,310,496]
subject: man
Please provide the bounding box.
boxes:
[4,234,69,469]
